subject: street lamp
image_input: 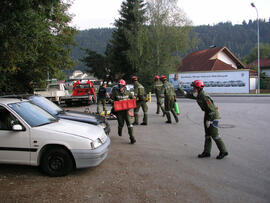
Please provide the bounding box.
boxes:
[251,2,260,94]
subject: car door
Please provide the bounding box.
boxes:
[0,105,31,165]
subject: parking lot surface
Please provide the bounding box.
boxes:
[0,97,269,202]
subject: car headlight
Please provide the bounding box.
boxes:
[98,122,106,129]
[99,132,107,143]
[90,139,102,149]
[90,133,108,149]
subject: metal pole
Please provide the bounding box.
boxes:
[251,3,260,94]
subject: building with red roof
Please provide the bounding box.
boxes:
[247,58,270,76]
[177,46,245,72]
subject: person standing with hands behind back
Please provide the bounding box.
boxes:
[178,80,228,159]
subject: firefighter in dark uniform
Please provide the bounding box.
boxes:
[154,75,165,115]
[132,76,148,125]
[160,75,179,123]
[110,79,136,144]
[96,82,109,115]
[178,80,228,159]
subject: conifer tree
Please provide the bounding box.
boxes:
[108,0,147,82]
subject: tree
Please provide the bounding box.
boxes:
[244,43,270,65]
[135,0,193,91]
[108,0,147,82]
[82,49,110,82]
[244,43,270,90]
[0,0,77,93]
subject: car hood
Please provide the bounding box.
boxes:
[38,119,103,141]
[58,111,103,125]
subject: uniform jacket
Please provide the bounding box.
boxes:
[178,88,220,121]
[162,81,176,101]
[134,81,145,101]
[97,86,107,99]
[154,80,163,96]
[110,86,134,102]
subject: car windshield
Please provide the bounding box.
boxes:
[8,101,57,127]
[29,96,63,116]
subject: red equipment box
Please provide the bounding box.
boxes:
[114,99,136,111]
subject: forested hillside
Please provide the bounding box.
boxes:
[70,28,114,73]
[70,20,270,72]
[192,20,270,58]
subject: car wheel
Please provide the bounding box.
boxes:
[41,147,74,177]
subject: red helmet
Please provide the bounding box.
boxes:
[132,76,138,81]
[119,79,126,86]
[191,80,204,89]
[160,75,167,81]
[154,75,159,80]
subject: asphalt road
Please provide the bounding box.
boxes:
[0,96,269,202]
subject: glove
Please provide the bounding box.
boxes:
[205,120,211,128]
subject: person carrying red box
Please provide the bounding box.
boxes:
[110,79,136,144]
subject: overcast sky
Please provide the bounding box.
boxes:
[68,0,270,30]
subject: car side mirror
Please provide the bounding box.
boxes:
[12,124,23,131]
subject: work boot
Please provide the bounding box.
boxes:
[140,122,147,125]
[128,127,136,144]
[130,138,136,144]
[143,113,148,125]
[198,152,211,158]
[165,112,171,124]
[156,107,160,114]
[118,127,122,137]
[216,152,228,159]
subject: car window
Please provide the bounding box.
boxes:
[77,84,90,89]
[29,96,63,116]
[0,106,19,131]
[48,84,60,90]
[8,101,57,127]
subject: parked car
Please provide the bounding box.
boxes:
[181,82,193,92]
[223,81,231,87]
[111,84,134,96]
[126,84,134,95]
[0,98,110,176]
[204,81,211,87]
[4,95,110,135]
[236,80,245,87]
[216,81,223,87]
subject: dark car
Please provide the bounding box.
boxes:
[1,95,110,135]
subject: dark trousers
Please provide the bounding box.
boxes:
[134,100,148,124]
[116,110,135,141]
[203,115,227,154]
